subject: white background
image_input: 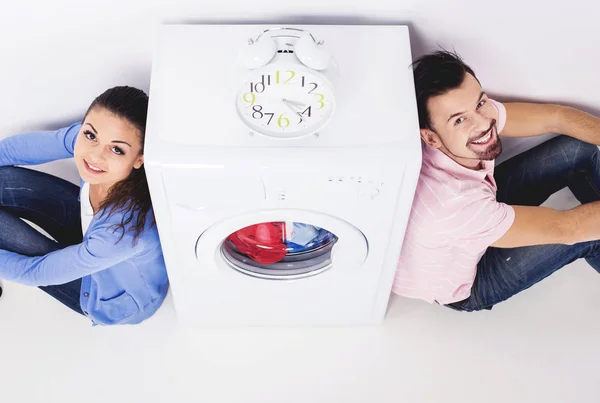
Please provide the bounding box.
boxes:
[1,1,600,402]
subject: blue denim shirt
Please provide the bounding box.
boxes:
[0,123,169,325]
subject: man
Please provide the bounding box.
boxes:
[393,50,600,311]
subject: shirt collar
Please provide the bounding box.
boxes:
[422,142,495,181]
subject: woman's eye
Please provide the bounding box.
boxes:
[455,117,465,125]
[84,131,96,141]
[112,146,124,155]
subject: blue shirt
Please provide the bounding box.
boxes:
[0,123,169,325]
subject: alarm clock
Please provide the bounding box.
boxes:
[236,28,336,139]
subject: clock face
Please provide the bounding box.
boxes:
[236,65,335,138]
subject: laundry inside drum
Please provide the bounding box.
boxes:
[222,222,338,279]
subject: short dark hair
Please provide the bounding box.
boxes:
[412,50,478,130]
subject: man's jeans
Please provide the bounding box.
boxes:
[0,166,84,315]
[449,135,600,311]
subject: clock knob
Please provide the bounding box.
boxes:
[239,38,277,69]
[294,35,332,71]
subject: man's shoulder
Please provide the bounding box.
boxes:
[415,166,497,222]
[417,160,464,201]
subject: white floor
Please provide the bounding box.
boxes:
[1,189,599,403]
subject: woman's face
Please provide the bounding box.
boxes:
[73,107,144,187]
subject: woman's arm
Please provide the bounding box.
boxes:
[0,222,144,286]
[0,123,81,166]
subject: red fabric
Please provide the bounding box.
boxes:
[227,222,288,264]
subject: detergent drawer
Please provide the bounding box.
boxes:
[160,166,265,209]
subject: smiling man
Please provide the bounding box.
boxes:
[394,50,600,311]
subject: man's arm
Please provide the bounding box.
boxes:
[492,203,600,248]
[501,102,600,144]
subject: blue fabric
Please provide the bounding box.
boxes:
[0,124,168,325]
[285,226,336,253]
[448,136,600,312]
[0,166,84,315]
[286,223,320,246]
[39,278,85,315]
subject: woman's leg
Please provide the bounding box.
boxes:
[0,166,84,314]
[0,166,82,246]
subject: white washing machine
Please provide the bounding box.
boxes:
[145,24,421,326]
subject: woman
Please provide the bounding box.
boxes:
[0,86,168,325]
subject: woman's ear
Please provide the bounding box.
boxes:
[134,155,144,170]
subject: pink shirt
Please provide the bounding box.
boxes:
[393,100,515,304]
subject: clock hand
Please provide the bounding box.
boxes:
[282,98,305,107]
[282,99,307,122]
[282,99,298,111]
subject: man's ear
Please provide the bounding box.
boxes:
[420,128,442,149]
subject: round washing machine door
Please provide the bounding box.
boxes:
[195,210,368,280]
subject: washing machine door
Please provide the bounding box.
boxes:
[195,209,368,280]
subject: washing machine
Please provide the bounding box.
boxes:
[145,24,421,326]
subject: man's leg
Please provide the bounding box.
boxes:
[452,241,600,311]
[0,166,84,314]
[495,135,600,206]
[450,135,600,311]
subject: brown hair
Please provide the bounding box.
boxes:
[84,86,154,244]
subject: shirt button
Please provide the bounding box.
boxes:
[84,292,89,297]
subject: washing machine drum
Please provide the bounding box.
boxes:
[222,222,338,279]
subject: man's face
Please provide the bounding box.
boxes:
[422,73,502,168]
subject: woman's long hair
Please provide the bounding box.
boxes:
[84,86,154,244]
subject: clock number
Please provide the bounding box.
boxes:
[277,113,290,129]
[264,113,274,125]
[276,70,296,84]
[308,83,318,94]
[297,106,312,123]
[284,70,295,84]
[251,106,274,124]
[314,94,325,109]
[251,82,265,93]
[252,105,264,119]
[243,93,256,106]
[301,76,305,87]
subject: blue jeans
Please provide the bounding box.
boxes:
[449,135,600,311]
[0,166,84,315]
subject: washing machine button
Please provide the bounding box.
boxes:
[358,186,380,199]
[367,186,380,199]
